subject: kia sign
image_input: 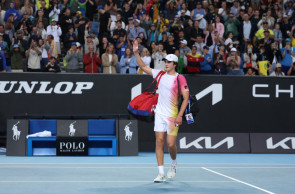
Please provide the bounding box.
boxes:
[175,133,250,153]
[250,133,295,153]
[56,137,88,156]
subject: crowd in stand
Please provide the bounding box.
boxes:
[1,0,295,76]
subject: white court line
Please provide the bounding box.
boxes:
[0,166,295,169]
[0,180,234,183]
[1,163,295,165]
[202,167,275,194]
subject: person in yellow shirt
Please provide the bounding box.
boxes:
[255,22,274,40]
[36,0,49,10]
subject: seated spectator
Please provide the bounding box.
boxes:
[42,57,60,72]
[25,40,42,72]
[84,44,101,73]
[10,43,24,72]
[152,42,167,70]
[65,42,83,72]
[200,46,213,74]
[287,62,295,75]
[101,43,118,74]
[119,47,137,74]
[270,63,285,76]
[224,31,239,52]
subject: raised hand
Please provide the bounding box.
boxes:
[132,39,139,54]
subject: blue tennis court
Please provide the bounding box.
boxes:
[0,152,294,194]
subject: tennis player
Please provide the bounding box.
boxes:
[133,40,190,183]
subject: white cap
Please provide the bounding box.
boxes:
[134,19,140,23]
[163,54,178,63]
[76,42,81,47]
[180,39,187,45]
[231,48,237,52]
[218,8,224,15]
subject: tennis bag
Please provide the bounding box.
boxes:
[177,75,200,118]
[127,71,166,122]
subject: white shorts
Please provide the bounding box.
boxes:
[154,113,179,136]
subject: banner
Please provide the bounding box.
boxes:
[1,73,295,151]
[250,133,295,153]
[118,120,138,156]
[258,60,268,76]
[6,120,28,156]
[56,136,88,156]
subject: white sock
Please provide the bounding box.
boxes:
[158,166,164,175]
[171,160,177,166]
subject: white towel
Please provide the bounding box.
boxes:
[26,130,52,139]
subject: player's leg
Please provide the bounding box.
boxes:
[166,118,179,179]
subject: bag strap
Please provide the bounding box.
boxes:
[144,71,165,92]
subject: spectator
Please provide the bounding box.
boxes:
[38,38,50,69]
[119,47,137,74]
[101,43,118,74]
[239,13,254,53]
[74,11,89,45]
[109,12,126,36]
[4,3,21,23]
[226,48,242,75]
[112,20,127,44]
[213,15,224,38]
[270,63,285,76]
[191,1,205,21]
[200,46,213,74]
[280,38,294,74]
[164,33,178,55]
[140,13,152,34]
[287,62,295,75]
[138,47,151,74]
[46,19,62,57]
[49,2,60,22]
[0,48,5,72]
[165,0,177,23]
[99,36,109,58]
[230,0,240,18]
[152,42,166,70]
[84,44,101,73]
[116,35,130,61]
[20,0,34,17]
[125,17,134,32]
[244,67,256,76]
[104,0,118,20]
[122,3,133,24]
[65,42,83,72]
[84,32,99,54]
[186,45,201,74]
[273,23,283,48]
[59,8,73,43]
[149,0,162,22]
[147,23,159,46]
[269,42,282,72]
[0,5,5,26]
[195,14,207,30]
[224,13,240,40]
[34,10,49,28]
[256,47,272,76]
[204,24,216,47]
[129,19,147,41]
[64,26,77,52]
[97,5,111,38]
[280,14,292,39]
[25,40,42,72]
[214,44,227,75]
[179,39,191,60]
[42,57,61,72]
[36,21,47,40]
[224,31,239,52]
[85,0,96,21]
[10,42,24,72]
[158,25,170,42]
[193,34,205,54]
[190,20,203,46]
[243,44,258,72]
[258,30,274,59]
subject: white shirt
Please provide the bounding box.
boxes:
[46,25,62,42]
[152,69,189,118]
[243,21,251,39]
[108,54,113,73]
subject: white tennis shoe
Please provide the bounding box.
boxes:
[167,165,176,179]
[154,174,166,183]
